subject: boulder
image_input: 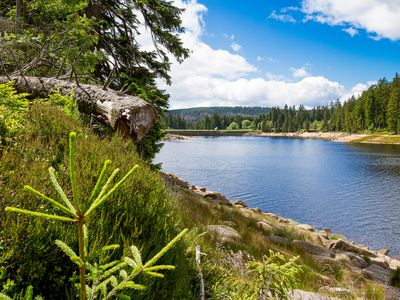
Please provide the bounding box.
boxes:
[267,236,289,246]
[207,225,242,243]
[292,240,333,257]
[250,207,261,213]
[361,264,391,284]
[335,252,369,269]
[369,256,389,269]
[232,199,248,208]
[203,192,231,205]
[319,287,351,297]
[297,224,315,232]
[389,258,400,270]
[329,239,376,257]
[290,290,337,300]
[256,221,274,234]
[377,248,390,255]
[311,255,338,266]
[263,212,279,220]
[322,228,332,235]
[199,187,206,192]
[279,218,290,224]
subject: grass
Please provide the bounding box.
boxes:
[351,134,400,144]
[0,103,197,299]
[171,188,338,293]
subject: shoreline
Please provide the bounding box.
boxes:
[162,171,400,270]
[165,130,400,145]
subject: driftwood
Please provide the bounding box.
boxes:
[0,76,156,141]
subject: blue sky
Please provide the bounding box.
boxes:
[156,0,400,109]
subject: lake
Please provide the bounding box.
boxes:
[155,136,400,255]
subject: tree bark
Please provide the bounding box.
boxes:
[0,76,156,141]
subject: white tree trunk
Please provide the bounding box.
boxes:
[0,76,156,141]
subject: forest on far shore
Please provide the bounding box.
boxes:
[165,74,400,134]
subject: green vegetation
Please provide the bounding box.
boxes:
[5,131,187,300]
[1,0,189,161]
[0,101,195,298]
[166,74,400,135]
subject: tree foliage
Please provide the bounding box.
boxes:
[167,73,400,134]
[0,0,189,161]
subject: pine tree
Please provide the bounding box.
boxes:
[387,73,400,133]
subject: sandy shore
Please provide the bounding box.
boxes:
[163,133,191,141]
[257,132,369,143]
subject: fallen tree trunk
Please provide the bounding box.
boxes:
[0,76,156,141]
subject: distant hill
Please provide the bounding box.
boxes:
[167,106,270,121]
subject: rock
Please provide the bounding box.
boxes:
[319,287,351,297]
[161,173,190,189]
[322,228,332,235]
[203,192,231,205]
[267,236,289,246]
[389,258,400,270]
[250,207,261,213]
[311,255,338,266]
[292,240,333,257]
[199,187,206,192]
[329,239,376,257]
[256,221,274,234]
[377,248,390,255]
[297,224,315,232]
[290,289,337,300]
[335,252,369,269]
[319,231,329,239]
[232,199,248,208]
[263,212,279,219]
[361,264,391,284]
[370,256,389,269]
[279,218,290,224]
[207,225,242,243]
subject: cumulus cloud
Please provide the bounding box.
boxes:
[152,0,371,109]
[301,0,400,40]
[290,66,310,78]
[339,81,377,102]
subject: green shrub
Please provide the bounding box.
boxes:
[391,267,400,287]
[0,81,29,143]
[0,103,197,299]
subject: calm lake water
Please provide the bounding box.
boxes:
[155,136,400,255]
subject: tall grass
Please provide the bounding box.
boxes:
[0,103,197,299]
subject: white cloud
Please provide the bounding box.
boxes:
[339,81,376,102]
[301,0,400,40]
[343,27,358,37]
[152,1,371,109]
[290,66,310,78]
[230,42,241,52]
[269,10,297,23]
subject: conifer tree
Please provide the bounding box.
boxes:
[387,73,400,133]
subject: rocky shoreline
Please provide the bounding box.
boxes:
[162,171,400,295]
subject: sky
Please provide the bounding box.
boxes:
[152,0,400,109]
